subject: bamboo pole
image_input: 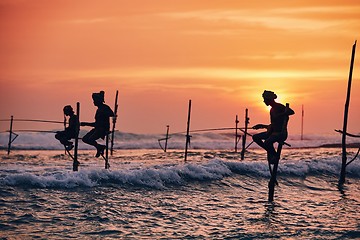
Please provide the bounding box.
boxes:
[241,109,249,160]
[235,115,239,153]
[105,133,110,169]
[7,116,13,155]
[184,100,192,162]
[339,40,357,185]
[268,143,283,202]
[158,125,171,152]
[164,125,170,152]
[301,105,304,141]
[73,102,80,171]
[110,90,119,156]
[64,114,67,155]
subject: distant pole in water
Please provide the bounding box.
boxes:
[73,102,80,171]
[158,125,170,152]
[301,105,304,141]
[164,125,170,152]
[241,109,249,160]
[340,40,357,185]
[235,115,239,153]
[7,116,14,155]
[110,90,119,156]
[184,100,192,162]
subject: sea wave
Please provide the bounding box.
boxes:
[2,158,359,190]
[1,131,359,150]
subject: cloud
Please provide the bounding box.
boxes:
[230,51,345,60]
[58,67,343,83]
[159,6,360,32]
[60,17,110,25]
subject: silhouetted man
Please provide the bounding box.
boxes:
[81,91,114,157]
[55,105,79,151]
[252,90,295,164]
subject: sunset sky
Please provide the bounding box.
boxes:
[0,0,359,136]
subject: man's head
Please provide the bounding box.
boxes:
[63,105,74,116]
[92,91,105,106]
[262,90,277,106]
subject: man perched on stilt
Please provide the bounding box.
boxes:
[81,91,114,158]
[252,90,295,164]
[55,105,79,151]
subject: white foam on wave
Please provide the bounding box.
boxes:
[2,156,359,190]
[3,170,98,188]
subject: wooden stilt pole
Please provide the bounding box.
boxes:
[241,109,249,160]
[235,115,239,153]
[73,102,80,171]
[268,103,289,202]
[301,105,304,141]
[105,133,110,169]
[268,142,283,202]
[184,100,192,162]
[7,116,14,155]
[164,125,170,152]
[340,40,357,185]
[63,115,67,155]
[110,90,119,156]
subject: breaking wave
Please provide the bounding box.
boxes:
[2,158,359,190]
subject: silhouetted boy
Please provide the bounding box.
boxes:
[55,105,79,151]
[252,90,295,164]
[81,91,114,157]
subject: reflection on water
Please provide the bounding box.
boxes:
[0,149,359,239]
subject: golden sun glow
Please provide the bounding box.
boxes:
[0,0,359,134]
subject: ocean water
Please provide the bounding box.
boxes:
[1,146,360,239]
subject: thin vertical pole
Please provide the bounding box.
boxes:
[241,109,249,160]
[111,90,119,156]
[340,40,357,185]
[235,115,239,153]
[7,116,13,155]
[268,143,283,202]
[105,134,110,169]
[184,100,192,162]
[64,115,67,155]
[301,105,304,140]
[164,125,170,152]
[73,102,80,171]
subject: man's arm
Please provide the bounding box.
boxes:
[252,124,269,130]
[286,107,295,116]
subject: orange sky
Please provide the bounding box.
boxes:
[0,0,359,135]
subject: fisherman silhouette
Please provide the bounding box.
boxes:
[252,90,295,164]
[55,105,79,151]
[81,91,114,157]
